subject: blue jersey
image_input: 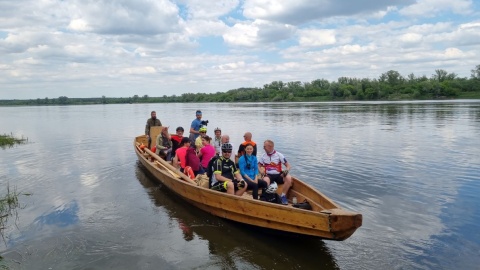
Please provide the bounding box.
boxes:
[191,118,202,139]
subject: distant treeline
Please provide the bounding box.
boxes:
[2,66,480,106]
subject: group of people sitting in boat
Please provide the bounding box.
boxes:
[145,110,292,205]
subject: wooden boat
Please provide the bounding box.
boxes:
[134,135,362,240]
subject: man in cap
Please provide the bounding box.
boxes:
[195,126,207,151]
[189,110,203,144]
[213,127,222,155]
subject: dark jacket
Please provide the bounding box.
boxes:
[145,118,162,135]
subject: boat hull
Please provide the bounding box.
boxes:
[134,136,362,240]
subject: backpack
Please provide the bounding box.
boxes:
[260,192,280,204]
[206,156,220,187]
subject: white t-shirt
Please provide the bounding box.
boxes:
[213,136,222,155]
[258,150,287,175]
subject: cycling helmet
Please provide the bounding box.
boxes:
[221,143,233,151]
[199,127,207,132]
[214,127,221,132]
[265,182,278,194]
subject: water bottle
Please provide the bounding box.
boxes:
[292,196,297,204]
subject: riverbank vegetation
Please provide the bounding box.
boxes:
[0,184,20,242]
[1,66,479,105]
[0,134,28,149]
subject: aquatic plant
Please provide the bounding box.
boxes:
[0,133,28,149]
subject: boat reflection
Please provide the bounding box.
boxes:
[135,162,340,270]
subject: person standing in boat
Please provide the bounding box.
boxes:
[258,139,292,205]
[238,143,267,200]
[155,126,172,161]
[145,111,162,148]
[170,126,184,159]
[213,127,222,155]
[211,143,247,196]
[189,110,203,144]
[238,132,257,158]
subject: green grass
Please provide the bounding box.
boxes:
[0,133,27,149]
[1,184,30,249]
[457,92,480,99]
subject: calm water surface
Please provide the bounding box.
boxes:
[1,101,479,269]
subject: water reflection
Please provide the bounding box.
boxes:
[33,201,79,228]
[1,101,479,269]
[135,162,340,270]
[5,201,79,247]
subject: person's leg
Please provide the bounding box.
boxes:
[245,179,259,199]
[211,181,228,193]
[235,181,248,196]
[263,175,270,185]
[258,179,268,190]
[282,174,292,195]
[226,181,235,195]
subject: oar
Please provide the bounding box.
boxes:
[143,147,196,185]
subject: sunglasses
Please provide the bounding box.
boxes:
[223,150,232,153]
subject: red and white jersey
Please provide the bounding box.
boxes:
[258,150,287,175]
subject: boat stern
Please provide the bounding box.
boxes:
[322,209,363,240]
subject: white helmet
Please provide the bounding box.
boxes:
[265,182,278,194]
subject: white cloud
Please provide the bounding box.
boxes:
[443,48,465,58]
[223,19,295,47]
[119,66,157,75]
[299,29,336,47]
[183,0,239,19]
[223,22,259,47]
[68,19,90,32]
[243,0,415,24]
[399,33,423,43]
[0,0,479,98]
[400,0,474,17]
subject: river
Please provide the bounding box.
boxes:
[1,101,479,269]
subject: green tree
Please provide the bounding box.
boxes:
[58,96,68,105]
[471,65,480,79]
[433,69,448,82]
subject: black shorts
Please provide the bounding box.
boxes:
[266,174,284,184]
[211,181,227,192]
[211,180,240,192]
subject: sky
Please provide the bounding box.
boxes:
[1,0,479,99]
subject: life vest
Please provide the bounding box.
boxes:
[184,166,195,179]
